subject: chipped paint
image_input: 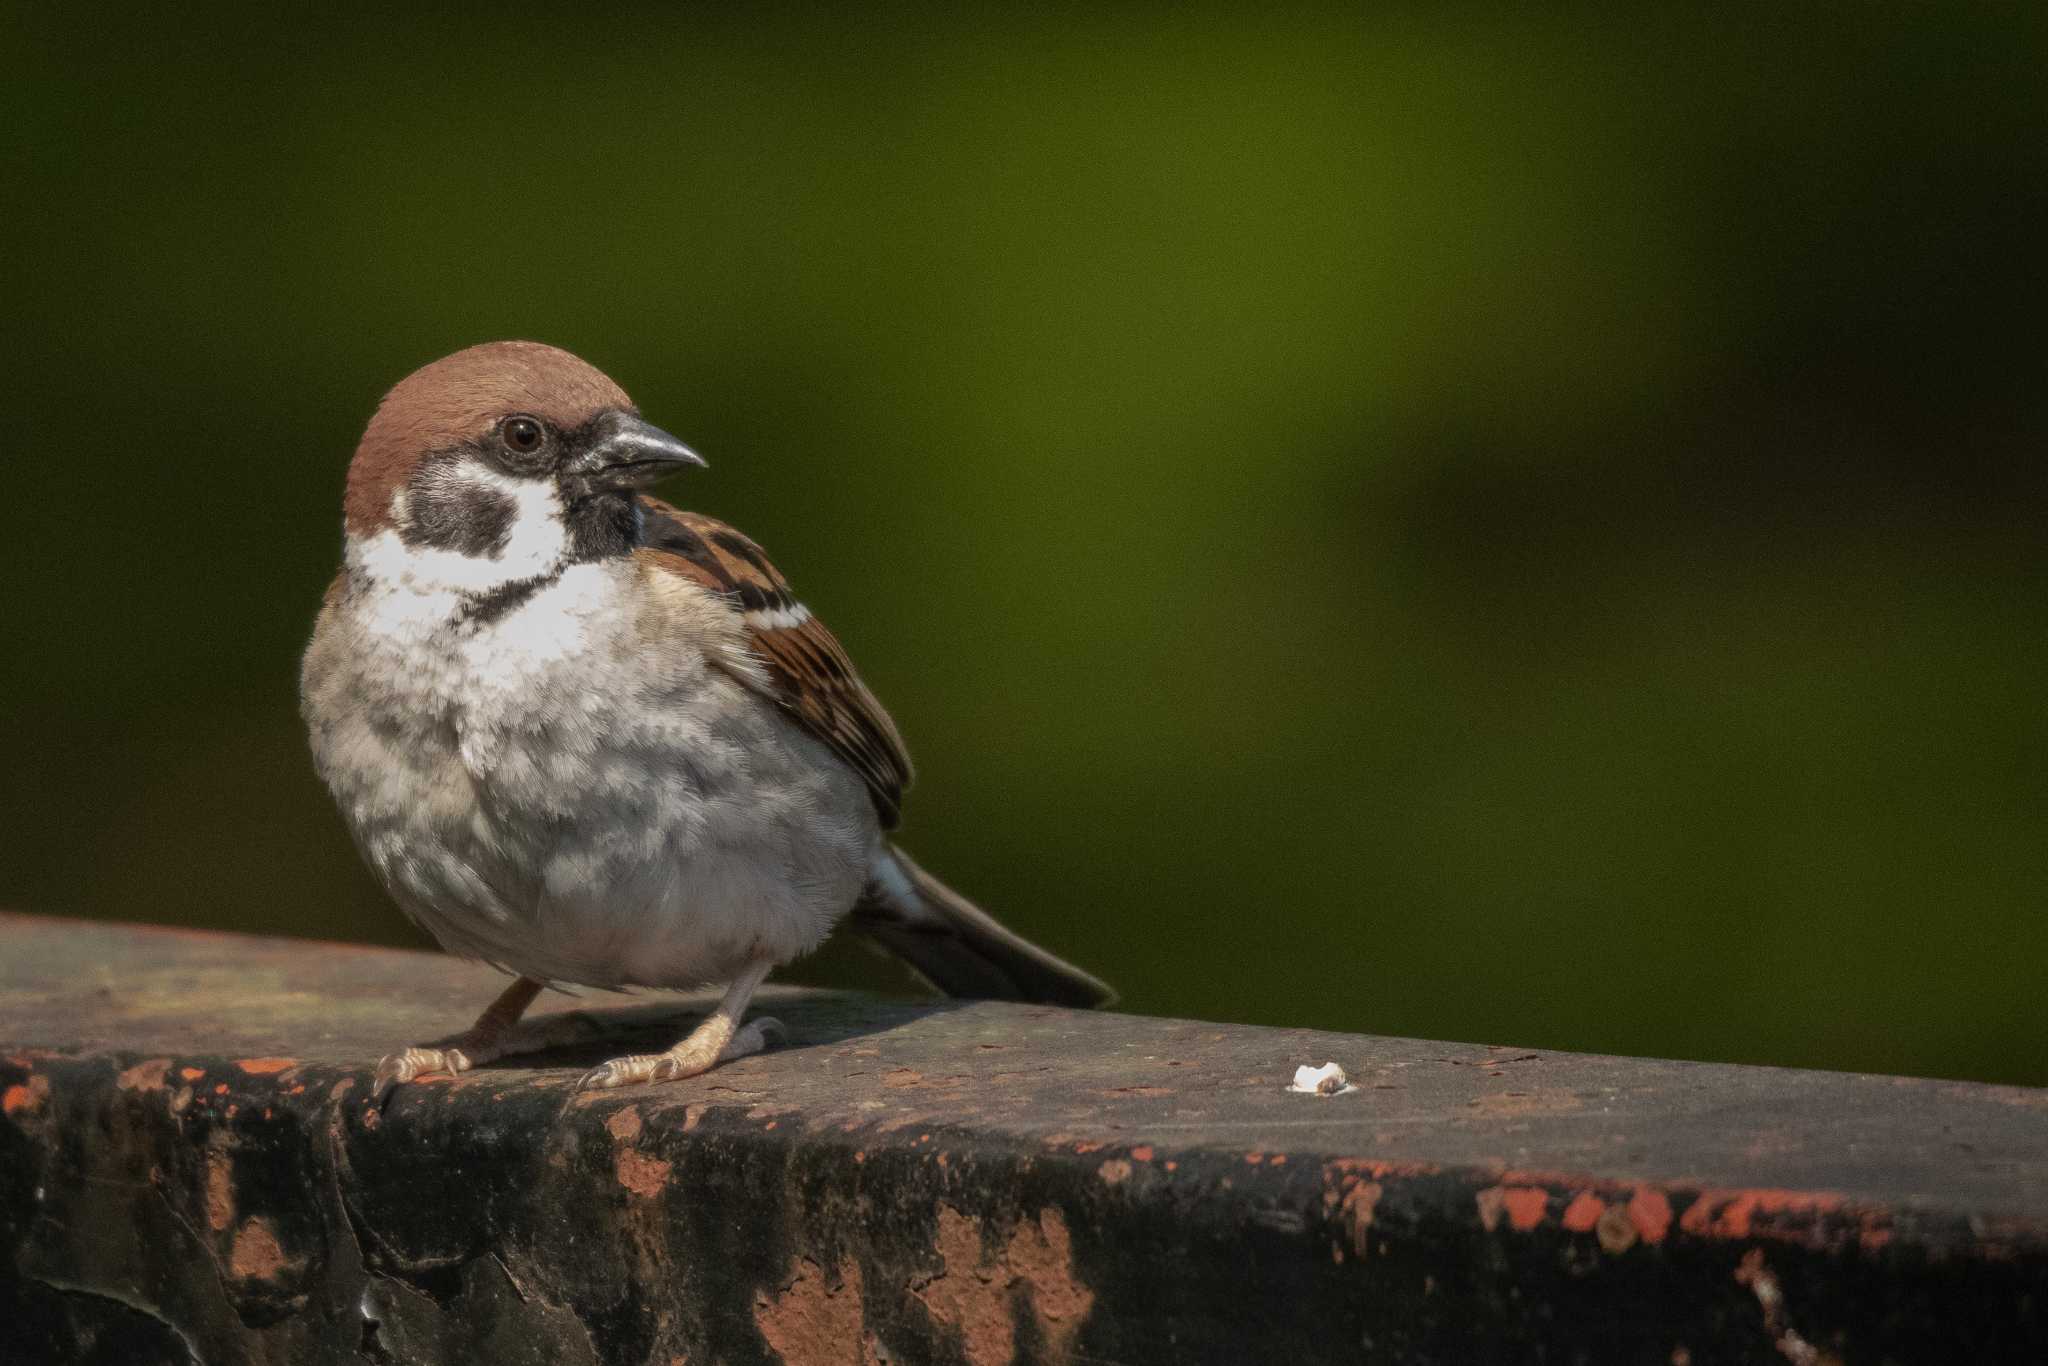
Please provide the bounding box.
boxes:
[229,1217,288,1280]
[116,1057,172,1091]
[3,914,2045,1362]
[615,1147,672,1199]
[605,1105,643,1143]
[1562,1191,1605,1232]
[753,1256,876,1365]
[235,1057,297,1075]
[2,1073,48,1116]
[914,1205,1095,1366]
[1502,1187,1548,1231]
[1339,1182,1383,1257]
[206,1143,235,1231]
[1630,1187,1674,1244]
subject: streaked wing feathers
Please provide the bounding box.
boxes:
[636,496,912,825]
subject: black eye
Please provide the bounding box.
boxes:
[502,416,544,453]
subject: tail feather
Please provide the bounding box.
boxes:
[849,845,1115,1009]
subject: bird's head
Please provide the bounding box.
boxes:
[341,341,701,591]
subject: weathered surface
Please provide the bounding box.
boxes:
[2,914,2044,1365]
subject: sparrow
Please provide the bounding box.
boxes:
[301,341,1111,1096]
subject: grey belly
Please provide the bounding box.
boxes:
[347,689,882,989]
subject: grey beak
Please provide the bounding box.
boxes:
[577,412,706,489]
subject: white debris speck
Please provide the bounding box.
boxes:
[1288,1062,1354,1096]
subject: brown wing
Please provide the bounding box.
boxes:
[635,496,913,826]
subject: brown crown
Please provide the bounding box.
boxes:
[343,341,636,534]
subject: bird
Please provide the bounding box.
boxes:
[300,341,1111,1097]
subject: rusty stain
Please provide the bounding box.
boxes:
[1339,1182,1382,1256]
[753,1255,877,1365]
[1476,1186,1506,1231]
[1097,1159,1132,1185]
[2,1074,49,1116]
[1562,1191,1605,1233]
[1130,1145,1154,1162]
[616,1147,672,1198]
[214,1083,228,1095]
[180,1067,205,1081]
[234,1057,296,1075]
[117,1058,172,1092]
[229,1217,288,1280]
[1596,1203,1639,1254]
[914,1205,1095,1366]
[206,1146,234,1231]
[606,1105,644,1143]
[881,1068,924,1088]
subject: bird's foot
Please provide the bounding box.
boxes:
[372,1043,479,1100]
[577,1015,785,1091]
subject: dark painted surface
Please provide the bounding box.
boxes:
[2,914,2044,1364]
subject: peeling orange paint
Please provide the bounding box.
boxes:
[606,1106,644,1143]
[229,1218,288,1280]
[1339,1182,1383,1256]
[616,1147,672,1198]
[234,1057,296,1075]
[116,1058,172,1092]
[914,1205,1095,1366]
[180,1067,205,1082]
[1502,1187,1548,1231]
[753,1255,875,1365]
[1562,1191,1605,1233]
[206,1147,235,1231]
[1629,1188,1674,1244]
[1678,1187,1845,1241]
[2,1075,49,1117]
[1476,1186,1506,1232]
[1130,1145,1154,1162]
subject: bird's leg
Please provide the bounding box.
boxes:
[577,958,784,1091]
[373,974,545,1099]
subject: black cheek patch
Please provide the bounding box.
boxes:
[399,456,517,558]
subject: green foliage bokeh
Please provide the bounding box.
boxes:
[4,8,2044,1083]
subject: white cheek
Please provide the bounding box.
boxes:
[349,472,567,599]
[497,478,568,576]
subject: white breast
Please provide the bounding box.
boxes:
[303,536,881,990]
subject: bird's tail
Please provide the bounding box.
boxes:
[849,844,1115,1008]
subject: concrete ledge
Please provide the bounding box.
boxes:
[2,913,2044,1364]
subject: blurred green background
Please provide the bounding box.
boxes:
[4,8,2044,1085]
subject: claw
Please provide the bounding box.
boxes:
[371,1045,472,1102]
